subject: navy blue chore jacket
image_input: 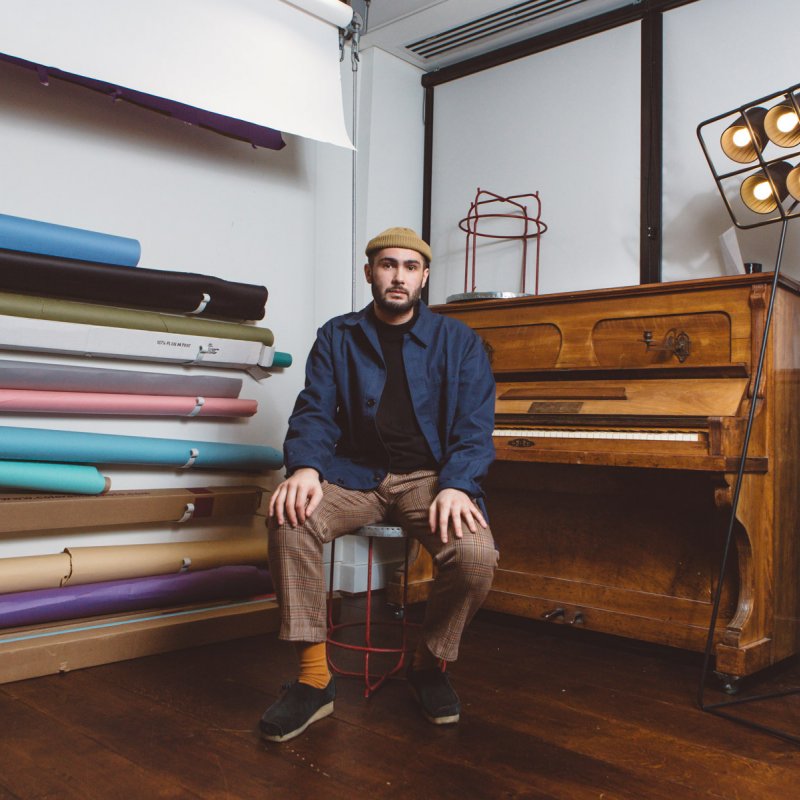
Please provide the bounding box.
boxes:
[283,302,496,505]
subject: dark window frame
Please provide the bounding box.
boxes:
[420,0,700,291]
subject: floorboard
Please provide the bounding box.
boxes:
[1,596,799,799]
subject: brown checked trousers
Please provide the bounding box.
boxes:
[268,470,498,662]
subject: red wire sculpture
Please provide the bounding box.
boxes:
[457,188,547,296]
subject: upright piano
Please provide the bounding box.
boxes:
[391,273,800,682]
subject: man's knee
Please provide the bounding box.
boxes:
[437,532,497,588]
[268,518,324,558]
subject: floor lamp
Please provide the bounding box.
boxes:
[696,82,800,744]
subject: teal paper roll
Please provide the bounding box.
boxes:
[0,460,109,494]
[0,426,283,471]
[0,213,140,266]
[271,351,293,368]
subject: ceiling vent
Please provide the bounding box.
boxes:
[405,0,593,60]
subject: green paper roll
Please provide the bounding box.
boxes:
[0,460,109,494]
[0,290,274,346]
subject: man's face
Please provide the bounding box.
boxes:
[365,247,429,323]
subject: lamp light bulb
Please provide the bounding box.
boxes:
[776,110,799,134]
[752,180,773,201]
[732,128,752,147]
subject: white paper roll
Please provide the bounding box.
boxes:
[280,0,353,28]
[0,0,353,148]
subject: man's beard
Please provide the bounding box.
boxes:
[372,284,422,315]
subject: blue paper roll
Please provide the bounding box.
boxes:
[0,426,283,471]
[0,213,141,266]
[0,459,109,494]
[0,566,274,628]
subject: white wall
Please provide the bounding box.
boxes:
[0,57,351,558]
[662,0,800,282]
[355,46,426,311]
[428,23,642,304]
[427,0,800,296]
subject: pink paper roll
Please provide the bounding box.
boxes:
[0,389,257,417]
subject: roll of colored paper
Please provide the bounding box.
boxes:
[0,358,243,397]
[64,538,269,585]
[0,552,73,593]
[0,537,268,593]
[0,247,269,320]
[0,485,265,534]
[0,290,274,345]
[0,212,140,266]
[0,566,274,629]
[0,314,290,379]
[0,426,282,471]
[0,389,257,417]
[0,460,109,494]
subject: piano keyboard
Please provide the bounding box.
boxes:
[493,428,700,442]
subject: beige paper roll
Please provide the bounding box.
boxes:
[0,553,72,593]
[63,537,268,586]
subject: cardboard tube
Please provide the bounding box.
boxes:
[0,553,73,593]
[64,538,268,585]
[0,485,265,535]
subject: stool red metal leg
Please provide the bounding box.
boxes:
[326,530,417,698]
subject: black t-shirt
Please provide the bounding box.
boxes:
[373,308,437,473]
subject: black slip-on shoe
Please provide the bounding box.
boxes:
[259,677,335,742]
[407,666,461,725]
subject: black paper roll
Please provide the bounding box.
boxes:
[0,247,268,321]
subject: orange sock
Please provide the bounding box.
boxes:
[412,642,440,672]
[297,642,331,689]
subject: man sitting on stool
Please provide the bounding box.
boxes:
[260,227,497,742]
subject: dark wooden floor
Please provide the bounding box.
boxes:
[1,596,799,800]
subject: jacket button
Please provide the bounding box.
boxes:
[366,398,375,407]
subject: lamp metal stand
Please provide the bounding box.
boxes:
[697,216,800,745]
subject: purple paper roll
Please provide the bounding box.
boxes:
[0,565,273,628]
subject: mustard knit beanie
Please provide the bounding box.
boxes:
[365,227,432,264]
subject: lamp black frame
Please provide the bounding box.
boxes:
[697,82,800,230]
[696,84,800,745]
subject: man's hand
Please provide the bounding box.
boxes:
[428,487,487,544]
[269,468,323,527]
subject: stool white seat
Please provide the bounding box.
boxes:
[326,523,417,697]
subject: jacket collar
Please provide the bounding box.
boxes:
[344,301,435,347]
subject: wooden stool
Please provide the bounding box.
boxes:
[326,524,417,698]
